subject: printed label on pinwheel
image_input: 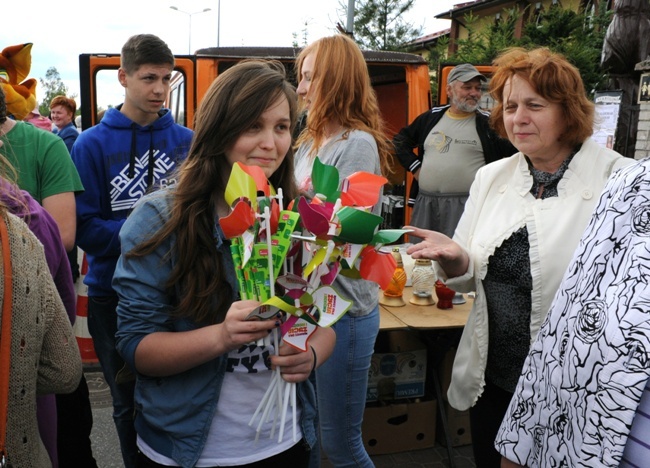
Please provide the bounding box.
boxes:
[334,206,382,244]
[371,229,412,245]
[230,239,248,297]
[282,317,318,352]
[340,172,388,208]
[225,162,258,210]
[311,285,352,328]
[271,211,300,271]
[340,243,364,269]
[245,296,301,321]
[312,157,340,202]
[249,244,278,301]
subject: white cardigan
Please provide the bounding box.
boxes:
[437,138,635,411]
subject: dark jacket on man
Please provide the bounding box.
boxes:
[393,105,517,205]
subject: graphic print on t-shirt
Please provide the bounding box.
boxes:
[226,344,273,374]
[428,131,453,153]
[110,150,177,211]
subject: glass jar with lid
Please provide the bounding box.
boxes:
[409,258,436,306]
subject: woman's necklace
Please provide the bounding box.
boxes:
[321,124,344,148]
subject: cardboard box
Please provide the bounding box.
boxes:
[367,330,427,402]
[436,400,472,447]
[363,399,437,455]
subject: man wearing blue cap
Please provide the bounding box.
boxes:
[393,63,516,241]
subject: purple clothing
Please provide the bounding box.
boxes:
[0,180,75,321]
[0,180,76,468]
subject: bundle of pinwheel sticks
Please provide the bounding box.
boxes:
[219,158,408,443]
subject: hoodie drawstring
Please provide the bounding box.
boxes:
[128,123,137,178]
[148,128,155,188]
[127,124,156,189]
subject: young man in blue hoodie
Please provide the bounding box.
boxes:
[71,34,193,468]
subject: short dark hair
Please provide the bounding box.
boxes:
[120,34,174,74]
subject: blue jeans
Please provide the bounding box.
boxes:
[88,295,137,468]
[315,307,379,467]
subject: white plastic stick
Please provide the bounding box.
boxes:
[249,371,278,427]
[257,372,281,436]
[292,381,297,442]
[276,187,284,212]
[278,377,292,442]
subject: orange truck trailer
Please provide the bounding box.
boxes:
[78,46,433,226]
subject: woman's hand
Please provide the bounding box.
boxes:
[270,344,314,383]
[270,326,336,383]
[218,300,281,352]
[404,226,469,278]
[135,300,279,376]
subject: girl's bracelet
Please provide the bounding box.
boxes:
[310,345,317,374]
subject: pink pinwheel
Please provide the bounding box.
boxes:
[297,196,335,240]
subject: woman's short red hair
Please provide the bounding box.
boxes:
[489,47,594,147]
[49,95,77,115]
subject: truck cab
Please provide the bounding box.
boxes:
[78,46,432,225]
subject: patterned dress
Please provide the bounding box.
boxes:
[495,158,650,467]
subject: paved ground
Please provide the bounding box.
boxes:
[87,368,475,468]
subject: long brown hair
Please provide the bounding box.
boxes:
[129,60,298,324]
[295,34,392,176]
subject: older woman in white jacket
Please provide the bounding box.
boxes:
[406,47,636,468]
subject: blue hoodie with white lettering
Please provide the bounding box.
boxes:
[71,106,193,296]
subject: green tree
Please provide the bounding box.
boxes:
[292,20,310,48]
[38,67,77,115]
[343,0,423,51]
[519,2,612,95]
[426,2,612,99]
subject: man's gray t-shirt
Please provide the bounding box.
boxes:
[418,112,484,193]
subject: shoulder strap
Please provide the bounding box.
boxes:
[0,213,13,459]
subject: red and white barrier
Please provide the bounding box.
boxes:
[73,251,99,364]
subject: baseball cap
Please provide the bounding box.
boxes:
[447,64,487,84]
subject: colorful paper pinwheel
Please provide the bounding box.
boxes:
[219,158,410,444]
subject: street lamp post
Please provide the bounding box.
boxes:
[169,6,212,54]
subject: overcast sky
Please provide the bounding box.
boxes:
[1,0,455,106]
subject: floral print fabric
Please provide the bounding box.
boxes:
[495,158,650,467]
